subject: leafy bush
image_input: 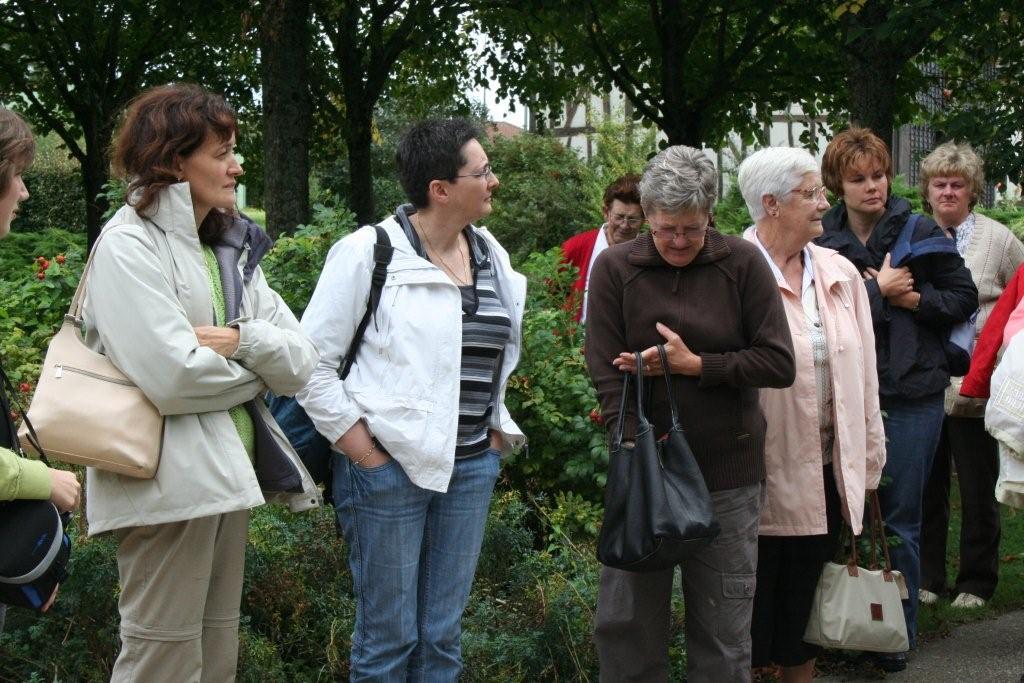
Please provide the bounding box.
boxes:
[483,133,598,264]
[17,135,87,233]
[502,248,608,502]
[262,203,358,317]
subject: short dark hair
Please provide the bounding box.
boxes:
[112,83,239,243]
[396,118,482,208]
[602,173,642,211]
[821,127,892,198]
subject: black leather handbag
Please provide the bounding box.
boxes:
[596,346,720,572]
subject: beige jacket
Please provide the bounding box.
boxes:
[947,213,1024,416]
[747,236,886,536]
[82,184,320,534]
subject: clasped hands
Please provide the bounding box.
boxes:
[194,325,240,357]
[612,322,702,376]
[864,252,919,311]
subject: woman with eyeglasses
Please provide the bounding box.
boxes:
[813,128,977,672]
[585,145,795,682]
[738,147,885,683]
[561,174,644,321]
[297,118,525,680]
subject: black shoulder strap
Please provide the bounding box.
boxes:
[339,225,394,380]
[0,361,48,463]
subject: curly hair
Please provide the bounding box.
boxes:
[0,108,36,197]
[602,173,642,211]
[919,141,985,212]
[821,127,892,198]
[112,83,238,243]
[638,146,717,216]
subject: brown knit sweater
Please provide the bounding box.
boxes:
[584,229,795,491]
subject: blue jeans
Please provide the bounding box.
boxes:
[333,449,500,682]
[878,393,945,650]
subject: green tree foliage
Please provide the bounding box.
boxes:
[0,0,254,249]
[478,0,832,148]
[16,134,87,233]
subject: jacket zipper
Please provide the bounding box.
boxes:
[54,364,135,386]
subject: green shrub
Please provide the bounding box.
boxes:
[262,203,358,317]
[17,135,87,233]
[483,133,598,264]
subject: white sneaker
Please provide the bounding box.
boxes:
[918,589,940,605]
[951,592,986,608]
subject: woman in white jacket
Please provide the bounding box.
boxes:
[298,118,526,680]
[84,84,319,682]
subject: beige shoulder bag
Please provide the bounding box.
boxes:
[18,229,163,478]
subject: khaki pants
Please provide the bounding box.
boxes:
[110,509,250,683]
[594,482,763,683]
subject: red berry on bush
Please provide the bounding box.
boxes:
[19,383,31,393]
[55,254,66,264]
[36,271,46,280]
[589,408,604,425]
[36,255,45,263]
[39,258,50,270]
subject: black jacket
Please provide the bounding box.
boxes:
[815,196,978,399]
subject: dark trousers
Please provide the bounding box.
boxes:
[921,416,1001,600]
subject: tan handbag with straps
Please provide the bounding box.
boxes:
[18,229,164,478]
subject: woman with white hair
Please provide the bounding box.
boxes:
[738,147,886,682]
[586,145,795,682]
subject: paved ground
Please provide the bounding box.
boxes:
[817,610,1024,682]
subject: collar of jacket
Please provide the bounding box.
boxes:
[741,226,854,293]
[820,195,913,248]
[133,182,202,237]
[626,228,732,268]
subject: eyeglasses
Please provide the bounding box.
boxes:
[650,224,709,242]
[790,185,828,201]
[453,163,495,180]
[609,213,644,228]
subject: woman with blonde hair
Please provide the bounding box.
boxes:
[918,141,1024,610]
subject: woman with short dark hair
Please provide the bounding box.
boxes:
[297,118,526,680]
[86,83,319,681]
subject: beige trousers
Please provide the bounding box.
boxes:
[110,509,250,683]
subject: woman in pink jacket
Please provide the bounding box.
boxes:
[738,147,886,683]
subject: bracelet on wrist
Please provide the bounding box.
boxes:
[351,438,378,467]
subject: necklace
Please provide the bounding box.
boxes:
[416,216,471,286]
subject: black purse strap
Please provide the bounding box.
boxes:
[656,344,682,427]
[613,351,652,449]
[0,362,49,465]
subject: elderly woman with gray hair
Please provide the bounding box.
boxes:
[585,145,795,682]
[738,147,885,683]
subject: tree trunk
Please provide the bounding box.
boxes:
[82,139,110,253]
[260,0,312,237]
[345,107,376,225]
[846,51,900,151]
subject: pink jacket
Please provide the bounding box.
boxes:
[747,236,886,536]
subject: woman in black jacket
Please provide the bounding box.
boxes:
[814,127,977,670]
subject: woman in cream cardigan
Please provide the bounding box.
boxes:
[919,141,1024,609]
[739,147,885,683]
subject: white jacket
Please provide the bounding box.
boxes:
[985,332,1024,509]
[83,184,321,534]
[297,216,526,492]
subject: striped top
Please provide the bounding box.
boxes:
[455,240,512,459]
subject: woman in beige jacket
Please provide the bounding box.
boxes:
[739,147,885,683]
[83,84,319,682]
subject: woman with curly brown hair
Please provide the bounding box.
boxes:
[85,84,319,681]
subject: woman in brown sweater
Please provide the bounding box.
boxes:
[585,145,795,683]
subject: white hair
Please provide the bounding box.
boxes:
[639,145,718,216]
[737,147,820,222]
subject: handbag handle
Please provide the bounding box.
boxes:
[64,227,118,327]
[845,491,896,575]
[656,344,681,427]
[612,352,648,449]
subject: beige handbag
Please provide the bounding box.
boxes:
[18,230,163,478]
[803,492,910,654]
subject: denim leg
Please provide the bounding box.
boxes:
[878,393,945,650]
[333,453,432,682]
[407,450,501,683]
